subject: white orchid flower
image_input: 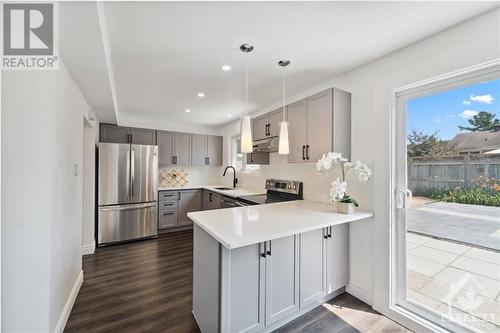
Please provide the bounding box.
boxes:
[330,177,347,202]
[316,154,333,172]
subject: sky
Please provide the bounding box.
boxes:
[407,78,500,140]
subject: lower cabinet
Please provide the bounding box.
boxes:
[193,225,349,333]
[158,190,202,229]
[299,228,326,308]
[203,190,221,210]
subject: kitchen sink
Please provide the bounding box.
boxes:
[214,187,233,190]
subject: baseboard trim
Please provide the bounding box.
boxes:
[346,283,373,306]
[54,270,83,333]
[82,241,95,255]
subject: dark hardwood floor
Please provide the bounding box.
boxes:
[65,230,409,333]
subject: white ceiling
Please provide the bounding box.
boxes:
[60,1,498,127]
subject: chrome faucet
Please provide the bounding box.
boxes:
[223,166,238,188]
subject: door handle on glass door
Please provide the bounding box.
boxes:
[406,189,413,208]
[396,188,407,210]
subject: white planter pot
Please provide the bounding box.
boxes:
[337,202,355,214]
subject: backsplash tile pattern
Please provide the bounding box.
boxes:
[159,169,189,187]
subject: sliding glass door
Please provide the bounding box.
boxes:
[393,65,500,333]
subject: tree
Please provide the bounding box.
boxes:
[459,111,499,132]
[407,129,456,158]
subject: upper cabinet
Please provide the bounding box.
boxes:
[206,135,223,166]
[191,134,223,166]
[100,124,157,145]
[287,88,351,163]
[158,131,192,166]
[252,108,284,141]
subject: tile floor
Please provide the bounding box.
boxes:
[406,233,500,332]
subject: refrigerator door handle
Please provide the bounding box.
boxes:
[130,149,135,198]
[126,148,131,201]
[100,202,157,211]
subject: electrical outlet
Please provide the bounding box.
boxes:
[74,164,79,177]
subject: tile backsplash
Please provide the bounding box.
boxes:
[158,166,222,187]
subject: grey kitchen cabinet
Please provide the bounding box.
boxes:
[178,190,202,226]
[306,89,333,162]
[203,190,221,210]
[299,228,326,308]
[252,114,269,141]
[191,134,223,166]
[158,209,178,229]
[325,224,349,294]
[130,127,157,145]
[287,88,351,163]
[247,152,270,165]
[191,134,207,166]
[157,131,175,165]
[158,131,192,166]
[207,135,223,166]
[287,99,307,163]
[100,124,156,145]
[268,108,284,138]
[174,132,192,165]
[265,236,299,326]
[252,109,283,141]
[158,189,201,229]
[222,242,266,333]
[193,224,349,333]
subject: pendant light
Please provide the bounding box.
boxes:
[278,60,290,155]
[240,43,254,153]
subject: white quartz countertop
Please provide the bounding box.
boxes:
[158,185,264,198]
[188,200,373,249]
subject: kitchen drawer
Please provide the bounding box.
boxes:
[158,209,178,229]
[159,200,177,210]
[159,191,178,201]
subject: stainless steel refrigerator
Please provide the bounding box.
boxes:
[98,143,158,245]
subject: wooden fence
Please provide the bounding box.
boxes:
[408,154,500,196]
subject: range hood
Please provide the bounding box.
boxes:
[252,137,279,153]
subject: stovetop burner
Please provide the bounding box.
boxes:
[237,179,303,205]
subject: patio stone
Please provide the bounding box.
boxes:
[419,279,500,326]
[407,289,443,311]
[407,270,432,291]
[407,255,445,277]
[406,242,420,251]
[464,248,500,266]
[432,267,500,300]
[450,257,500,281]
[424,238,471,255]
[409,245,459,265]
[406,233,433,245]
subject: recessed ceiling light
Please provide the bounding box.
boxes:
[197,92,205,97]
[185,109,191,113]
[227,114,233,117]
[221,65,231,71]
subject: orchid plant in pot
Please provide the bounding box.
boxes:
[317,152,372,214]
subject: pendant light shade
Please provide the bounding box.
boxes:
[278,120,289,155]
[278,60,290,155]
[240,43,254,153]
[240,115,253,153]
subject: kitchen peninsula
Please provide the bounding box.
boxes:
[188,201,373,333]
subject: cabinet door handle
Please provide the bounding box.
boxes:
[323,228,328,239]
[265,124,268,136]
[250,153,254,163]
[261,242,267,258]
[209,192,212,202]
[302,145,306,160]
[328,226,332,238]
[306,145,310,160]
[178,192,181,200]
[267,240,272,256]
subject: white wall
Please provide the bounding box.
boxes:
[82,119,97,255]
[218,8,500,315]
[1,62,91,332]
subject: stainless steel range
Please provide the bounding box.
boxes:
[237,179,303,205]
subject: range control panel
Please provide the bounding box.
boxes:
[265,179,303,195]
